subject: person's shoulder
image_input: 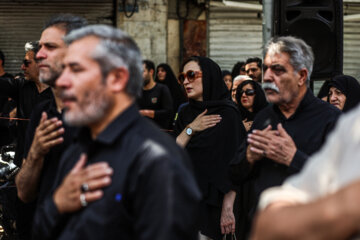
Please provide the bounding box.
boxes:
[132,118,185,161]
[310,96,341,117]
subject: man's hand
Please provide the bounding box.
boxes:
[53,154,113,214]
[246,125,273,164]
[139,109,155,119]
[247,124,297,166]
[28,112,64,161]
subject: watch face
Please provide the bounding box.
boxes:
[186,128,192,136]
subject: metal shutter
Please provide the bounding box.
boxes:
[208,5,263,71]
[0,0,114,75]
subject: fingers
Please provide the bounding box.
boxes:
[277,123,289,137]
[81,190,104,204]
[40,112,48,124]
[71,154,87,173]
[199,109,208,117]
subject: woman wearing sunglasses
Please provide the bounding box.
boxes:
[235,80,268,132]
[174,56,245,240]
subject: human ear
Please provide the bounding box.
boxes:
[106,67,129,93]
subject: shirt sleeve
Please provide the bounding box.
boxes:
[258,111,347,210]
[153,85,173,129]
[129,144,200,240]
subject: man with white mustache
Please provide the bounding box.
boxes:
[231,36,341,235]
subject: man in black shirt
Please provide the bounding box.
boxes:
[14,14,88,239]
[0,42,52,166]
[0,49,16,147]
[232,36,340,230]
[137,60,173,130]
[33,25,200,240]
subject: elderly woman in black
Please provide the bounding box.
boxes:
[235,80,268,132]
[174,56,244,240]
[327,75,360,112]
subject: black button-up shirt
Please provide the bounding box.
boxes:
[33,104,201,240]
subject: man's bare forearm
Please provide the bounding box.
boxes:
[252,184,360,240]
[15,153,45,203]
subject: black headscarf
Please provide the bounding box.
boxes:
[317,80,331,99]
[328,75,360,112]
[155,63,187,112]
[235,80,268,121]
[174,56,245,238]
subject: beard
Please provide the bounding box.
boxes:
[39,62,62,87]
[63,86,114,127]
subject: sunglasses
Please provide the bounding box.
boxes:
[178,70,202,85]
[23,59,32,67]
[239,89,255,96]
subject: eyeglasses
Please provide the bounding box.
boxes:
[23,59,32,67]
[178,70,202,85]
[239,89,255,96]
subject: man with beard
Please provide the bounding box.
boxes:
[14,14,87,239]
[230,36,340,236]
[32,25,200,240]
[0,41,52,167]
[137,60,173,130]
[245,57,263,83]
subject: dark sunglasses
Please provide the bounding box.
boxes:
[23,59,32,67]
[239,89,255,96]
[178,70,202,85]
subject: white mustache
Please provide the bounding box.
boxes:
[262,82,280,93]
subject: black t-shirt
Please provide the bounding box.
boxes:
[137,83,173,129]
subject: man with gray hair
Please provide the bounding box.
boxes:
[230,36,340,237]
[0,41,52,166]
[33,25,201,240]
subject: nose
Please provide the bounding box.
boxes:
[36,47,46,60]
[263,68,273,83]
[56,68,71,89]
[21,63,26,71]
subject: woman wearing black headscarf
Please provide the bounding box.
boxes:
[235,80,268,132]
[327,75,360,112]
[174,56,245,239]
[155,63,187,113]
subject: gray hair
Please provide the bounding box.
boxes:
[64,25,143,97]
[24,41,39,55]
[265,36,314,82]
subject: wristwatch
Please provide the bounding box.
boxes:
[185,127,193,136]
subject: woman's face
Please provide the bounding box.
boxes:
[329,86,346,111]
[182,61,203,101]
[157,67,166,81]
[240,83,255,112]
[223,74,232,90]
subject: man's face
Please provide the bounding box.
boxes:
[142,64,152,86]
[56,36,114,127]
[245,62,262,82]
[262,52,300,105]
[21,51,39,81]
[37,26,67,87]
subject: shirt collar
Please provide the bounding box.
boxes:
[273,88,314,120]
[76,103,140,145]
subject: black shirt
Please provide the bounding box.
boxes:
[16,99,76,239]
[33,104,201,240]
[0,76,53,166]
[137,83,173,129]
[232,89,341,210]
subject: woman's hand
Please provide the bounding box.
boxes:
[220,190,236,235]
[189,109,222,133]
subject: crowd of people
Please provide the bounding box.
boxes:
[1,13,360,240]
